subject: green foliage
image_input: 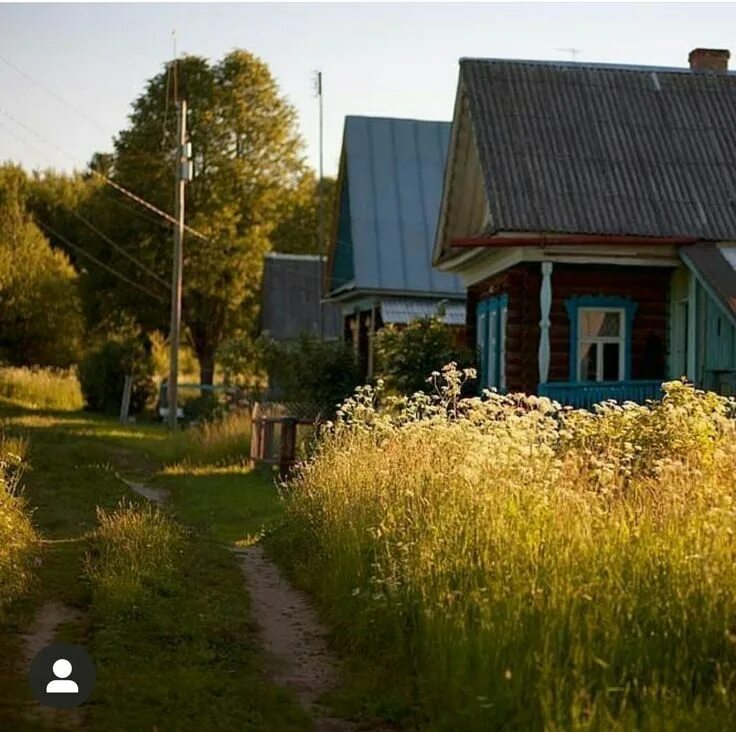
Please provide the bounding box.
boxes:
[79,325,156,414]
[0,165,84,367]
[71,51,306,384]
[260,334,362,417]
[0,366,84,411]
[374,314,471,395]
[0,436,38,619]
[277,370,736,729]
[270,171,336,255]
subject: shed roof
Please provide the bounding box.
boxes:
[682,243,736,326]
[327,116,465,300]
[260,253,341,341]
[441,58,736,250]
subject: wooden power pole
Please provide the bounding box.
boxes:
[167,98,191,430]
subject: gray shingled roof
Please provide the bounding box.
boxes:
[260,253,341,341]
[462,58,736,240]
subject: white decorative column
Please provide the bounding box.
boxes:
[538,262,553,385]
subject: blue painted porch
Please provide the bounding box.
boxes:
[537,380,663,408]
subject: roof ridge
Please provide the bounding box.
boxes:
[345,114,451,125]
[460,56,736,76]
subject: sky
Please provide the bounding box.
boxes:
[0,2,735,178]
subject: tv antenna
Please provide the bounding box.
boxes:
[556,47,581,61]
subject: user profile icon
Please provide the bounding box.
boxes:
[46,658,79,694]
[29,643,95,709]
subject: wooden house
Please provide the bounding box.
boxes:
[433,49,736,407]
[325,116,466,376]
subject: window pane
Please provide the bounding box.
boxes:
[579,342,597,381]
[602,342,621,381]
[580,310,621,338]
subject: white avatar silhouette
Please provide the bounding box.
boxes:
[46,658,79,694]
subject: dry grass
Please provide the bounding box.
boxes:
[0,365,84,411]
[165,409,252,472]
[278,368,736,730]
[0,435,38,618]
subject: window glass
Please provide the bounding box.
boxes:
[580,342,597,381]
[602,342,620,381]
[580,310,621,338]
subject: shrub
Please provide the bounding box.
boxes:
[0,365,84,411]
[260,334,362,418]
[0,436,38,619]
[374,315,472,395]
[278,368,736,729]
[79,327,156,414]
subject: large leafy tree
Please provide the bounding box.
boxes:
[0,165,83,367]
[78,51,305,384]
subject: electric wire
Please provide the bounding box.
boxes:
[35,219,166,303]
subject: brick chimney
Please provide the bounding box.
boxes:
[689,48,730,72]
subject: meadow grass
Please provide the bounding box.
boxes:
[168,407,252,469]
[276,368,736,730]
[0,435,37,620]
[0,365,84,411]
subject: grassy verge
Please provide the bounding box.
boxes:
[0,403,301,731]
[0,366,84,411]
[274,372,736,730]
[85,501,306,731]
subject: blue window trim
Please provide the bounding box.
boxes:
[477,294,508,390]
[564,295,638,382]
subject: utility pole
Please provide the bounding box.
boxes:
[316,71,325,340]
[167,98,191,430]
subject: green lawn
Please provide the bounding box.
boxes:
[0,405,305,731]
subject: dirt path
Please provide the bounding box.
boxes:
[20,601,83,729]
[233,545,359,731]
[120,477,169,506]
[128,478,367,731]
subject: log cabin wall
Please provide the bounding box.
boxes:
[468,263,673,394]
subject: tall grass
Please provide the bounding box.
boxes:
[0,365,84,411]
[279,367,736,729]
[0,436,38,618]
[166,409,251,471]
[86,501,183,615]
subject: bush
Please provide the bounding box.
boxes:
[0,436,38,619]
[260,334,362,418]
[374,315,472,395]
[79,327,156,414]
[277,368,736,729]
[0,365,84,411]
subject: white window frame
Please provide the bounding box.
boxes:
[577,307,626,382]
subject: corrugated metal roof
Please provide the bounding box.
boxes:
[460,58,736,240]
[380,298,466,325]
[329,116,465,299]
[260,253,341,341]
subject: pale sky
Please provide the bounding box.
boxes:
[0,2,734,178]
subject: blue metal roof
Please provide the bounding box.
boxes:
[328,116,465,300]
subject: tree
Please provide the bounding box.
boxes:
[270,171,336,255]
[0,165,83,367]
[80,51,305,385]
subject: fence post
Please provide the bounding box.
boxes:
[279,418,297,480]
[250,403,261,466]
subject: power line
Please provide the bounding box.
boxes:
[0,116,172,290]
[0,51,109,133]
[59,203,171,290]
[35,219,166,303]
[0,105,208,242]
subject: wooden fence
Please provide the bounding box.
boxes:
[249,403,316,479]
